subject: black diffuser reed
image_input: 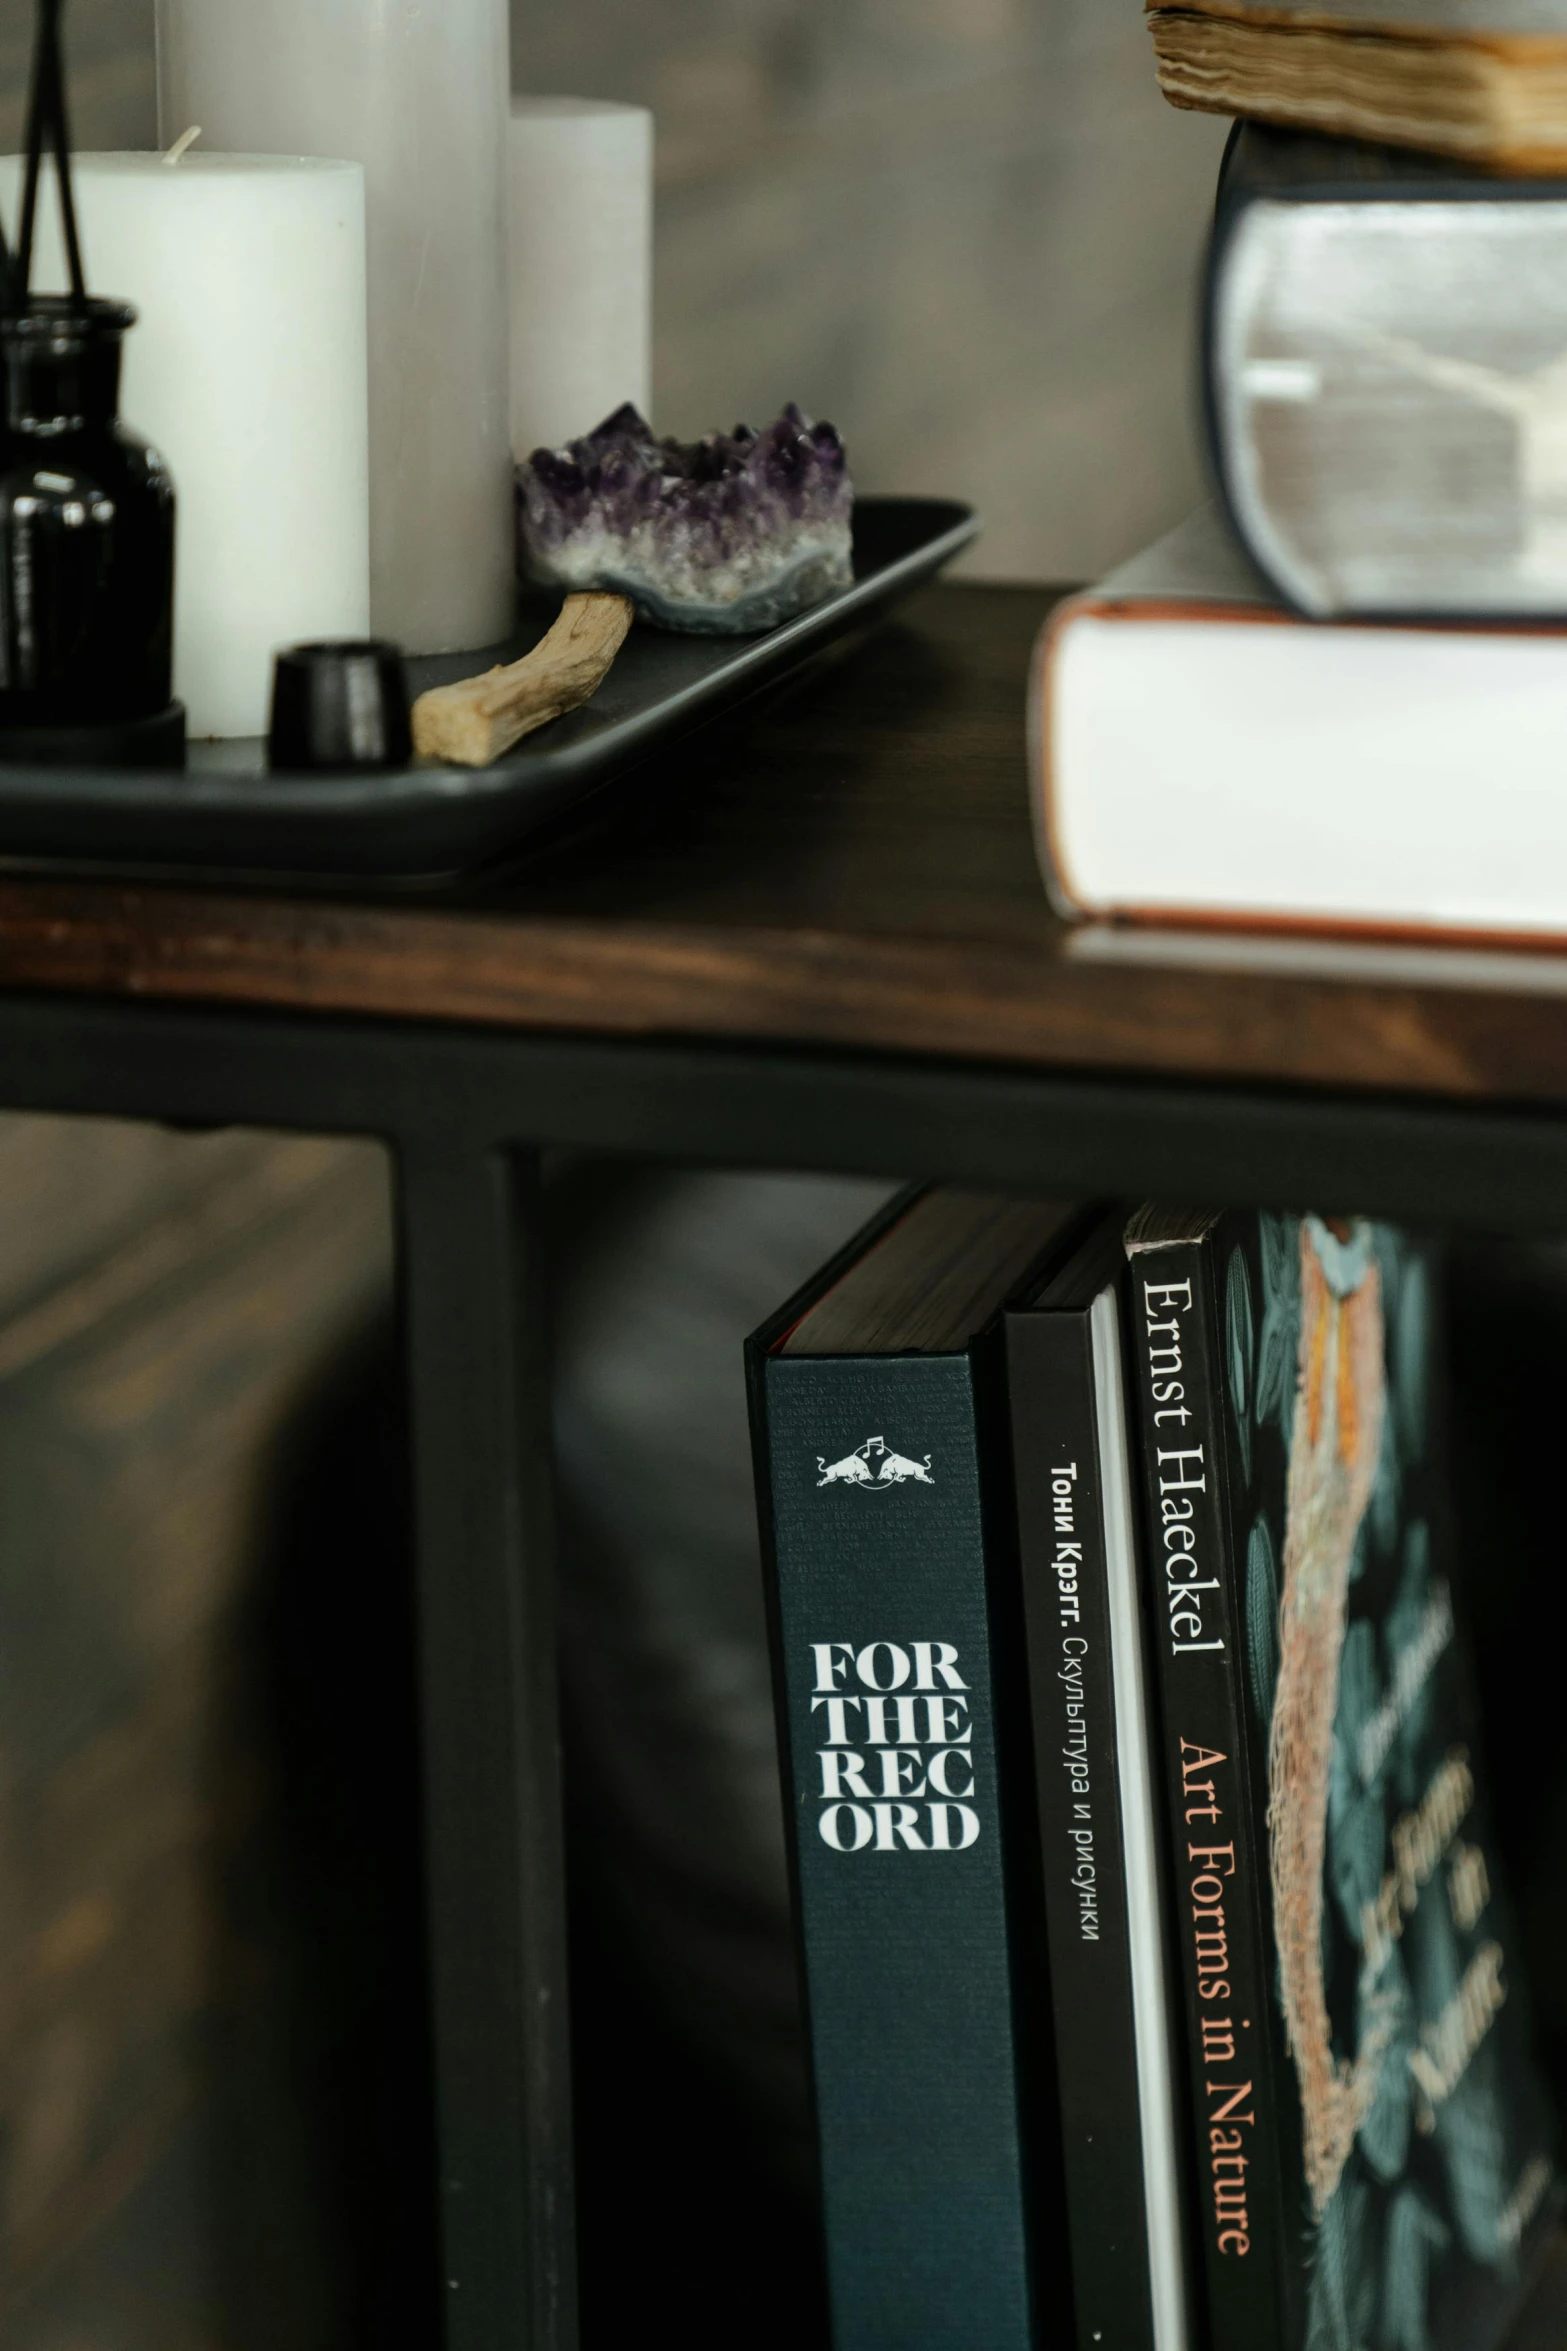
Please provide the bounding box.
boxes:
[0,0,182,765]
[16,0,85,307]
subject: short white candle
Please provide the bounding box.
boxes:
[156,0,514,658]
[2,152,370,740]
[509,98,654,459]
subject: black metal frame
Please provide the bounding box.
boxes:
[7,987,1567,2349]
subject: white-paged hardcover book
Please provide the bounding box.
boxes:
[1031,506,1567,944]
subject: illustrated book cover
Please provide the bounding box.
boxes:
[1122,1207,1559,2351]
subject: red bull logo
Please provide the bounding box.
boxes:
[816,1436,936,1491]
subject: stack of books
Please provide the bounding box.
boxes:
[1036,7,1567,943]
[747,1189,1559,2351]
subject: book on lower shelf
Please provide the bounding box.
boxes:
[746,1187,1079,2351]
[1122,1205,1558,2351]
[748,1187,1560,2351]
[1002,1213,1191,2351]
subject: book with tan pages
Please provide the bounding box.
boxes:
[1148,0,1567,172]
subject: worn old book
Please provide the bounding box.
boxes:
[1148,0,1567,172]
[1121,1205,1558,2351]
[1031,506,1567,942]
[1003,1212,1191,2351]
[747,1187,1083,2351]
[1208,122,1567,621]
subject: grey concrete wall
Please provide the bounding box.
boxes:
[512,0,1228,579]
[0,0,157,151]
[15,0,1226,583]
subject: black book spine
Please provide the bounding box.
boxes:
[1006,1302,1157,2351]
[1122,1240,1286,2349]
[751,1348,1037,2351]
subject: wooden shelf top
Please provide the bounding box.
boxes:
[2,580,1567,1109]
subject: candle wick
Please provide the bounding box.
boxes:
[164,125,203,168]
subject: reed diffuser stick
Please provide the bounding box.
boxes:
[47,6,85,297]
[18,0,85,301]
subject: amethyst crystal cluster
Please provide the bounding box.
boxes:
[517,403,854,634]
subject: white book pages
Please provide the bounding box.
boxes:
[1036,511,1567,939]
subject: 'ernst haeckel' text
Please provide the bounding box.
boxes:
[1141,1275,1226,1658]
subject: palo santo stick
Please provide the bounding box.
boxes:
[412,590,634,767]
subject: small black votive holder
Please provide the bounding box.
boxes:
[268,640,413,773]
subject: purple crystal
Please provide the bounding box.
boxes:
[517,403,855,634]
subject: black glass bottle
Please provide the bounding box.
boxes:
[0,296,175,727]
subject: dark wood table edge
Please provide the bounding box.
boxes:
[8,879,1567,1112]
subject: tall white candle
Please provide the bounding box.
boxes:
[509,99,654,459]
[2,153,370,740]
[156,0,514,656]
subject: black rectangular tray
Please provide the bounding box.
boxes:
[0,497,978,883]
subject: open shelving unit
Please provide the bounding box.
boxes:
[0,577,1564,2344]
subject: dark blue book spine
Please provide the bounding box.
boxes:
[754,1349,1036,2351]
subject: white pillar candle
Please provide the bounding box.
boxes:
[156,0,514,656]
[509,98,654,460]
[2,153,369,740]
